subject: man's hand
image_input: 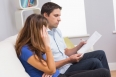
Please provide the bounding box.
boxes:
[78,39,86,47]
[69,54,83,63]
[42,73,52,77]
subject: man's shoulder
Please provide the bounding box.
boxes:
[54,28,61,33]
[54,28,60,31]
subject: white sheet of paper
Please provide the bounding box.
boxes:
[77,31,102,54]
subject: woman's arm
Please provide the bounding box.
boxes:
[27,26,56,75]
[27,47,56,75]
[42,73,52,77]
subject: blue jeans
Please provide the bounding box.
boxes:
[65,50,109,73]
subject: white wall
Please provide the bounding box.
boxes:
[0,0,50,41]
[0,0,115,63]
[70,0,116,63]
[0,0,18,41]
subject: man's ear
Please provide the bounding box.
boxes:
[43,13,49,18]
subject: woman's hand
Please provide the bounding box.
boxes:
[42,73,52,77]
[41,26,50,48]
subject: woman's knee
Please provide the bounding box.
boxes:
[97,68,111,77]
[99,68,109,73]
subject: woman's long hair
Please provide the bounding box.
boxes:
[15,14,48,63]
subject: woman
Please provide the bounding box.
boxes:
[15,14,111,77]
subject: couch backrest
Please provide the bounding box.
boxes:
[0,35,30,77]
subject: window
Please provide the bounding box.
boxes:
[113,0,116,31]
[51,0,87,37]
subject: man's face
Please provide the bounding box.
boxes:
[45,8,61,30]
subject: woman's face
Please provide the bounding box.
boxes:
[40,25,48,35]
[44,25,48,31]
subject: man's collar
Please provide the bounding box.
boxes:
[47,28,56,32]
[47,28,51,32]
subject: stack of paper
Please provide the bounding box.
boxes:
[77,31,102,54]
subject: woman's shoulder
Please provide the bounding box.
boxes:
[20,45,33,61]
[21,45,30,53]
[21,45,33,54]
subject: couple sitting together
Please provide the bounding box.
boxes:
[15,2,111,77]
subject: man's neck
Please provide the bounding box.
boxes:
[48,26,53,30]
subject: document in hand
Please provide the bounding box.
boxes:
[77,31,102,54]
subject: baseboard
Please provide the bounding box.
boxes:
[109,62,116,71]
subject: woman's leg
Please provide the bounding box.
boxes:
[65,68,111,77]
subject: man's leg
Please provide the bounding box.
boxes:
[65,50,109,73]
[82,50,109,70]
[65,58,103,73]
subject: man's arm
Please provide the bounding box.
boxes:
[65,45,82,56]
[65,40,86,56]
[55,54,82,68]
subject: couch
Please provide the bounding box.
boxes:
[0,35,93,77]
[0,34,30,77]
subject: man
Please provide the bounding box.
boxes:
[41,2,109,74]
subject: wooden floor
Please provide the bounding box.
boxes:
[111,71,116,77]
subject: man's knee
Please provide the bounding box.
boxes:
[95,50,105,56]
[90,58,100,63]
[90,58,103,68]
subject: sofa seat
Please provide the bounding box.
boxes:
[0,34,30,77]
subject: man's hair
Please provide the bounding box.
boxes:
[41,2,62,16]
